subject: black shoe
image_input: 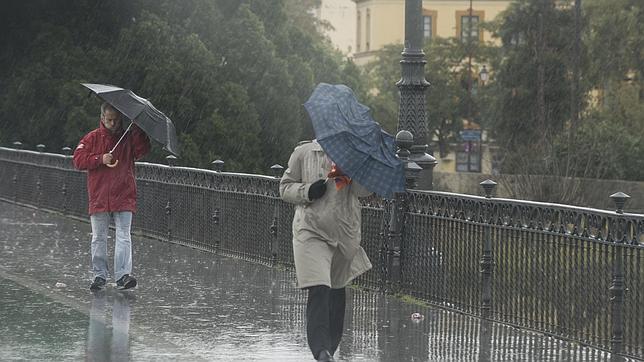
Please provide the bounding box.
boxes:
[316,350,334,361]
[89,277,106,291]
[116,274,137,290]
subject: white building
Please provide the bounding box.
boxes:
[312,0,357,57]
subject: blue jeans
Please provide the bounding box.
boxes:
[90,211,133,281]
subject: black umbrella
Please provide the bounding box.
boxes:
[82,83,180,157]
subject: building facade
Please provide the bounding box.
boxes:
[313,0,358,56]
[352,0,511,65]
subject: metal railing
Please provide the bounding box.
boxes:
[0,146,642,360]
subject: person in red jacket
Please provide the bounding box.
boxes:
[73,103,151,291]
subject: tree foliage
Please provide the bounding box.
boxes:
[483,0,643,185]
[0,0,366,173]
[486,0,574,153]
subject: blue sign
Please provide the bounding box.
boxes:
[459,130,482,141]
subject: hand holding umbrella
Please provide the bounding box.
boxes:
[103,122,134,168]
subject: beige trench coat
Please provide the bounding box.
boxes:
[280,140,373,289]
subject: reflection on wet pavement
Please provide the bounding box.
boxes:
[87,291,133,361]
[0,201,630,361]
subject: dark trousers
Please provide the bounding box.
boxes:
[306,285,346,359]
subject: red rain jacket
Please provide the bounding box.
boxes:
[73,121,151,215]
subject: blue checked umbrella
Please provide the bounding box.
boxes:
[304,83,405,199]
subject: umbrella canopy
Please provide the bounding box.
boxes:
[304,83,404,198]
[82,83,179,156]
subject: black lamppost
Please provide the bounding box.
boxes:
[478,64,489,172]
[396,0,437,190]
[466,0,474,125]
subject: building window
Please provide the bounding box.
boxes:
[461,15,479,42]
[509,32,525,47]
[366,9,371,51]
[423,15,432,39]
[422,10,437,42]
[456,10,484,43]
[356,11,361,52]
[456,130,482,173]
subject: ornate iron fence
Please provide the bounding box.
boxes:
[0,146,642,359]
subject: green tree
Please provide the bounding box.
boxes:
[486,0,574,156]
[573,0,644,181]
[0,0,368,173]
[585,0,643,97]
[483,0,643,201]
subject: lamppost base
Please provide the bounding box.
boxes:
[409,145,437,190]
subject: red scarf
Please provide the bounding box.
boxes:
[328,163,351,191]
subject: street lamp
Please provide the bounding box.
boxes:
[479,65,488,86]
[475,65,489,173]
[397,0,437,190]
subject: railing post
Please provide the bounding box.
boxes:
[12,168,18,203]
[211,159,224,172]
[34,144,45,207]
[165,155,177,241]
[609,192,629,356]
[11,142,21,203]
[36,169,42,207]
[387,191,405,292]
[478,319,493,361]
[166,155,177,167]
[209,160,224,250]
[61,147,71,214]
[479,179,497,319]
[270,164,284,265]
[386,130,421,292]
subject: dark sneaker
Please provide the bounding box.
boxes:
[89,277,106,291]
[116,274,137,290]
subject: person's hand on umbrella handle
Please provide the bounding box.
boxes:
[308,179,327,201]
[103,153,118,168]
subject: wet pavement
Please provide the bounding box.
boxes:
[0,201,627,361]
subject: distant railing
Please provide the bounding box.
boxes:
[0,146,642,360]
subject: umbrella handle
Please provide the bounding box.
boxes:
[106,158,119,168]
[105,122,133,169]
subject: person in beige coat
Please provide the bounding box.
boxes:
[280,139,372,361]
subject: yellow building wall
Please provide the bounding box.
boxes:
[353,0,511,65]
[431,1,510,41]
[355,2,405,57]
[315,0,358,56]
